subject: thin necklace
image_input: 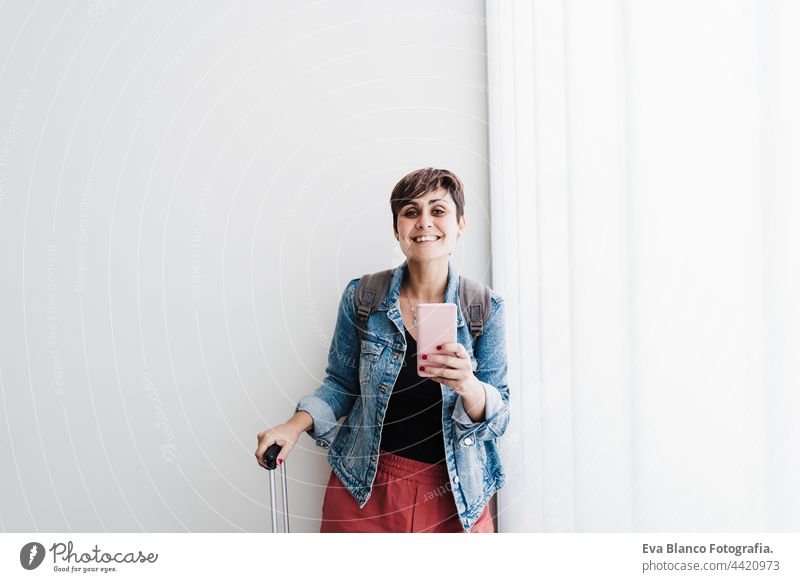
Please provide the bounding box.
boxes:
[402,282,446,328]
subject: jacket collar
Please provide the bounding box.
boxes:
[383,259,464,327]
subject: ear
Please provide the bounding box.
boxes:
[458,214,466,236]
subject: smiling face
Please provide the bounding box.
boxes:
[394,188,466,262]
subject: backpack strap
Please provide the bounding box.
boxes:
[354,269,394,345]
[458,276,492,346]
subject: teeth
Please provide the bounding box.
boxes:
[413,236,440,242]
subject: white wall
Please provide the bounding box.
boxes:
[0,0,491,532]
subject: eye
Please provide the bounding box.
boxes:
[403,207,446,217]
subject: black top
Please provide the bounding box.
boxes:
[379,328,446,464]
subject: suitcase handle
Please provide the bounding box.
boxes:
[263,443,289,532]
[263,443,281,470]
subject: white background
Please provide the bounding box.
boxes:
[0,0,492,532]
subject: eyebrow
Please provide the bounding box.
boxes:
[401,198,449,207]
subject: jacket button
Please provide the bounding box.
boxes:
[380,384,388,392]
[453,475,460,484]
[463,437,474,446]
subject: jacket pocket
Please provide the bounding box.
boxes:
[358,339,385,388]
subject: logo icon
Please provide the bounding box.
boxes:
[20,542,46,570]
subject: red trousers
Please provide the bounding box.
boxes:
[320,449,494,533]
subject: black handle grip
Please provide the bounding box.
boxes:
[264,443,282,470]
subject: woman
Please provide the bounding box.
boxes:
[255,168,509,533]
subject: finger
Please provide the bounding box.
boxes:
[257,432,274,451]
[276,441,293,465]
[420,365,458,379]
[437,342,467,358]
[423,353,469,369]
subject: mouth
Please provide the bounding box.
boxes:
[411,235,441,244]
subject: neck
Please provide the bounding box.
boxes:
[403,257,449,303]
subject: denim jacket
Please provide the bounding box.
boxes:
[296,260,509,532]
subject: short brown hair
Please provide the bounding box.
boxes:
[389,168,465,234]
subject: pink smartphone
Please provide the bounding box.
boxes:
[416,303,457,376]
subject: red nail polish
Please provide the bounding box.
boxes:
[422,354,427,360]
[277,459,283,465]
[419,366,425,371]
[436,345,442,350]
